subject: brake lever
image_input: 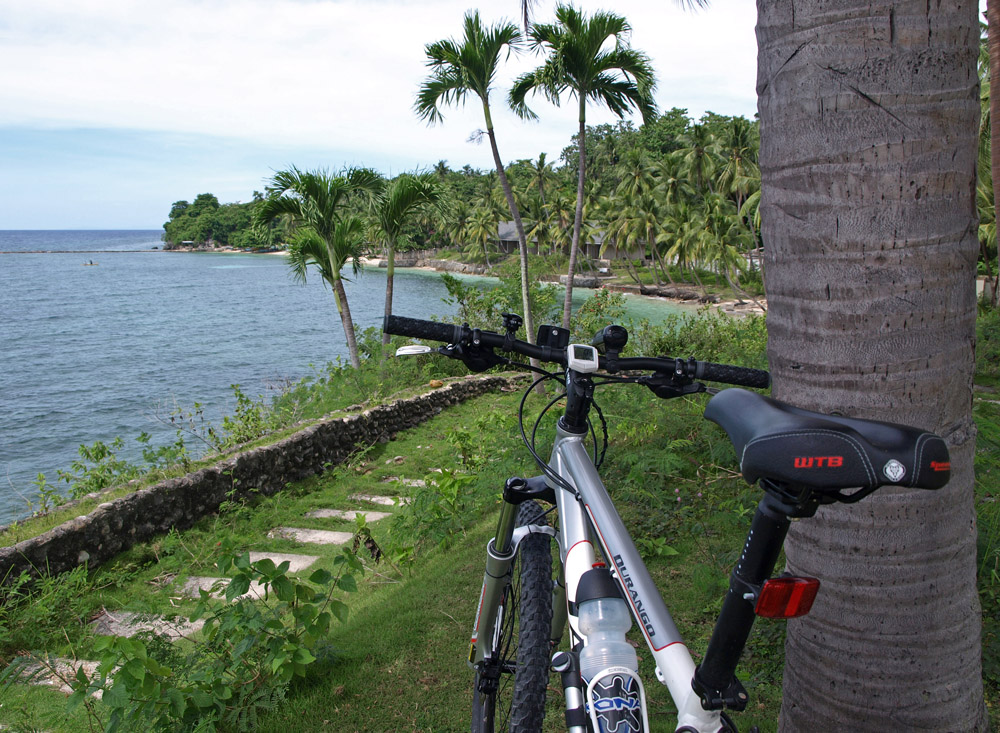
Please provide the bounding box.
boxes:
[639,371,707,399]
[438,343,506,373]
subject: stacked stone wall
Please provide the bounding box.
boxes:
[0,375,510,585]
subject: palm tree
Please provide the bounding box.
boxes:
[370,172,442,347]
[716,117,760,214]
[528,152,557,208]
[415,10,538,345]
[988,1,1000,305]
[758,2,986,730]
[677,123,722,192]
[466,203,497,266]
[510,4,656,329]
[255,167,380,369]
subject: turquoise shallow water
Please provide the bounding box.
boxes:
[0,231,691,525]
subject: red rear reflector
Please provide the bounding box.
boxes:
[754,577,820,618]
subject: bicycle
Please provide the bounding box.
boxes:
[384,313,951,733]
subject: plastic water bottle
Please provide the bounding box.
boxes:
[577,566,645,733]
[577,567,638,682]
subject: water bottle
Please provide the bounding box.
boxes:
[576,565,646,732]
[577,565,638,681]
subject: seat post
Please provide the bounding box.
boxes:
[692,494,793,711]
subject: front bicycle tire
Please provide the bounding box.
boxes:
[471,500,553,733]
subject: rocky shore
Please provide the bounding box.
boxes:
[361,254,767,317]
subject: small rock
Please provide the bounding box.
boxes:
[429,380,444,388]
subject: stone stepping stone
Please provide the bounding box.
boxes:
[181,552,319,600]
[181,576,264,601]
[248,551,319,572]
[350,493,411,506]
[91,610,204,639]
[22,657,103,698]
[306,508,391,522]
[267,527,353,546]
[381,476,427,488]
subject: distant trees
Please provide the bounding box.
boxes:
[162,192,281,250]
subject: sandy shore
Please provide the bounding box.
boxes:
[359,256,767,317]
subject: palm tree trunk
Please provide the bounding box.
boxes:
[381,240,395,348]
[654,244,676,286]
[759,2,985,730]
[333,277,361,369]
[484,106,537,345]
[990,0,1000,306]
[562,113,587,330]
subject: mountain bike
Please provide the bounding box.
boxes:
[384,313,951,733]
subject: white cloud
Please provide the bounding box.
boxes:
[0,0,757,169]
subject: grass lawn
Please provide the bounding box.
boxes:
[1,304,998,731]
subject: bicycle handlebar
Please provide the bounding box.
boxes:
[383,315,771,389]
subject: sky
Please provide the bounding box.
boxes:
[0,0,758,229]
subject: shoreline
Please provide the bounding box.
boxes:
[358,255,767,317]
[160,247,766,316]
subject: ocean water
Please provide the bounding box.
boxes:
[0,231,691,526]
[0,231,463,524]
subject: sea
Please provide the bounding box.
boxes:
[0,230,690,526]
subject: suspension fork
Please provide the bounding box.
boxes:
[468,475,556,669]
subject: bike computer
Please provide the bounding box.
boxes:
[567,344,600,373]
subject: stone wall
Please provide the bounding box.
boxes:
[0,375,511,585]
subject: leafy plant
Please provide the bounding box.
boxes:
[440,271,558,334]
[391,470,477,550]
[571,286,630,343]
[28,547,365,732]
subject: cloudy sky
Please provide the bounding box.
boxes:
[0,0,759,229]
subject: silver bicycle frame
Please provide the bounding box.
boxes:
[548,421,721,732]
[468,423,723,731]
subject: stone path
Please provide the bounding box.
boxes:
[91,610,205,639]
[22,657,103,698]
[25,487,417,702]
[306,508,391,522]
[267,527,354,545]
[349,493,412,506]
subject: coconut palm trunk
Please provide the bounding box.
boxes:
[562,115,588,329]
[758,2,986,730]
[990,0,1000,305]
[483,104,536,343]
[333,278,361,369]
[382,240,396,347]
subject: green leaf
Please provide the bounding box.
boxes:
[272,575,294,602]
[226,573,252,600]
[167,688,186,716]
[293,648,316,665]
[254,557,277,576]
[191,688,216,709]
[66,688,86,715]
[234,551,252,570]
[330,599,349,622]
[337,574,358,593]
[308,568,333,585]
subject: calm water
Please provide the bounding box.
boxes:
[0,231,465,524]
[0,231,689,525]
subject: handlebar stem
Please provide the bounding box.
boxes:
[559,370,594,435]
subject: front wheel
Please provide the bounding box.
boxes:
[471,500,553,733]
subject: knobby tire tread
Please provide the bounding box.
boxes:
[471,501,553,733]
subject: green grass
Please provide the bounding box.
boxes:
[2,306,998,731]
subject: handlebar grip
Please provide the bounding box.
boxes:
[383,315,465,344]
[697,361,771,389]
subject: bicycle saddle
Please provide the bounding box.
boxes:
[704,388,951,494]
